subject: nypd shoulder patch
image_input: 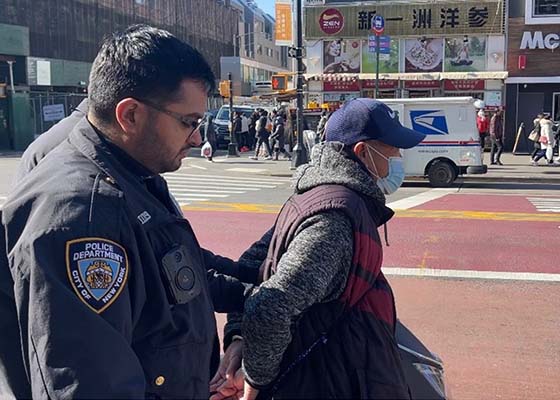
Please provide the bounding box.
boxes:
[66,237,129,314]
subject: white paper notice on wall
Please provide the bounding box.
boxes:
[485,91,502,107]
[486,36,505,72]
[42,104,65,122]
[36,60,51,86]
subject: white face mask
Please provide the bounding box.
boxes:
[364,145,405,195]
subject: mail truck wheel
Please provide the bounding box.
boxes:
[428,160,456,187]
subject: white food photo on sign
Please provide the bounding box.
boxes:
[405,38,443,71]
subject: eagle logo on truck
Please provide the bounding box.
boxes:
[410,110,449,135]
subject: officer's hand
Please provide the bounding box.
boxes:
[210,339,243,392]
[241,381,259,400]
[210,368,244,400]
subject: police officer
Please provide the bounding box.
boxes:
[1,25,251,398]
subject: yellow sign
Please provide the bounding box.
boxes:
[275,1,293,46]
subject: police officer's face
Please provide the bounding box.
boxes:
[139,79,206,173]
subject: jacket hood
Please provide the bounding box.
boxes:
[292,142,393,225]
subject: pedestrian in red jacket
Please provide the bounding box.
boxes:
[476,110,489,150]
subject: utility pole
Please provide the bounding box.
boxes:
[375,34,380,98]
[372,15,385,99]
[227,72,238,157]
[292,0,307,168]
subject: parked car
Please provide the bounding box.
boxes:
[213,105,255,149]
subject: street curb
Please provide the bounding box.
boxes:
[0,152,23,157]
[255,173,560,184]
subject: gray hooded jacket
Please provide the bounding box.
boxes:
[241,141,387,387]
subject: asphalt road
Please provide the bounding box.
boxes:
[2,153,559,399]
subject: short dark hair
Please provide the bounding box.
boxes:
[88,24,216,122]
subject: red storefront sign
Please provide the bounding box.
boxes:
[404,80,441,89]
[323,80,360,92]
[444,79,485,91]
[361,79,398,89]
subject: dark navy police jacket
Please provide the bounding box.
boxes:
[1,118,246,398]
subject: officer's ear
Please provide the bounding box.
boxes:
[115,98,143,135]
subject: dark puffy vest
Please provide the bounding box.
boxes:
[260,184,409,399]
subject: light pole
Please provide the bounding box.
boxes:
[292,0,307,168]
[227,72,238,157]
[372,15,385,99]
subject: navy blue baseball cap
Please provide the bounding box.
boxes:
[325,98,426,149]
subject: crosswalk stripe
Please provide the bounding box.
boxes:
[165,173,289,184]
[164,177,276,188]
[167,188,245,194]
[171,193,228,198]
[163,171,288,205]
[173,196,209,202]
[528,197,560,213]
[168,183,262,192]
[528,197,560,201]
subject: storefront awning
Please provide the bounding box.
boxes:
[305,71,508,82]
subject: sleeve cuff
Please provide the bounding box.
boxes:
[242,360,275,391]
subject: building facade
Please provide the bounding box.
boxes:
[505,0,560,153]
[302,0,507,110]
[0,0,238,150]
[220,0,291,97]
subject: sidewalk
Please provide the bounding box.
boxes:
[3,148,559,184]
[466,152,560,184]
[207,150,560,183]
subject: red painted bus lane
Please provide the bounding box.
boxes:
[384,193,560,275]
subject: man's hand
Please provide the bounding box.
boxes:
[241,381,260,400]
[210,339,243,394]
[210,368,245,400]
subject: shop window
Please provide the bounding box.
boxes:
[526,0,560,24]
[534,0,559,15]
[553,92,560,122]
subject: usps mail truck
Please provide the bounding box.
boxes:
[383,97,487,187]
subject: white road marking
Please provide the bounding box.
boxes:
[383,267,560,282]
[188,164,207,170]
[172,197,209,203]
[164,177,276,188]
[168,184,261,192]
[226,168,269,174]
[166,173,290,183]
[167,188,246,194]
[171,193,228,198]
[387,189,455,210]
[162,172,288,205]
[528,197,560,213]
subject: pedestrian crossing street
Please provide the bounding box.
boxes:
[163,171,290,205]
[0,174,291,209]
[528,197,560,213]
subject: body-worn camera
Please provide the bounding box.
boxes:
[161,245,201,304]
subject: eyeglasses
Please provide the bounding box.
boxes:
[135,98,201,135]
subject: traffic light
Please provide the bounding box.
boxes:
[219,80,230,97]
[271,75,287,91]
